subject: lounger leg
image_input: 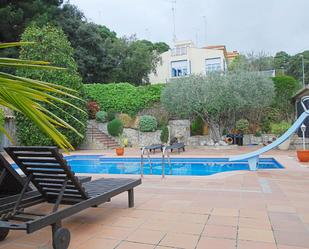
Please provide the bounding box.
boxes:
[128,189,134,208]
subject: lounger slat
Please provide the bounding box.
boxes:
[22,164,63,169]
[18,158,59,164]
[46,192,83,198]
[42,187,80,194]
[15,152,53,158]
[28,169,65,174]
[32,173,67,180]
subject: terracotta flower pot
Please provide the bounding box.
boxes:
[116,147,124,156]
[297,150,309,162]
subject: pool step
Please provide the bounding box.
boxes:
[86,125,119,149]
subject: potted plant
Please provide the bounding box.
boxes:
[297,124,309,162]
[116,134,128,156]
[270,121,291,150]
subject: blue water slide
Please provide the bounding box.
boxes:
[229,96,309,170]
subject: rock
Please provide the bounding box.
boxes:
[206,139,215,146]
[218,141,228,146]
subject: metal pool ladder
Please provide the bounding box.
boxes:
[161,147,172,178]
[140,146,172,178]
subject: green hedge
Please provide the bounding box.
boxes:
[84,83,164,116]
[15,25,87,148]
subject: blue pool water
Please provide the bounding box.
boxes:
[58,155,283,176]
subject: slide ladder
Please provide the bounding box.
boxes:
[229,96,309,170]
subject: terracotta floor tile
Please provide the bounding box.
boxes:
[94,226,133,240]
[126,229,165,245]
[140,219,173,231]
[196,237,236,249]
[277,245,309,249]
[267,205,296,213]
[274,230,309,248]
[169,222,204,235]
[207,215,238,227]
[238,217,272,230]
[176,213,209,224]
[0,243,37,249]
[111,217,144,228]
[203,225,237,239]
[116,241,156,249]
[238,227,275,243]
[159,233,199,249]
[76,237,120,249]
[237,240,277,249]
[155,247,181,249]
[212,208,239,217]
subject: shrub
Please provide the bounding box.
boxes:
[96,111,108,123]
[84,83,164,116]
[139,115,157,132]
[261,107,281,133]
[139,103,170,128]
[236,119,250,134]
[106,111,116,122]
[118,113,133,128]
[15,25,87,148]
[271,121,290,136]
[107,119,123,136]
[87,101,100,119]
[131,116,140,129]
[160,125,169,143]
[191,117,204,136]
[272,76,300,120]
[255,130,262,137]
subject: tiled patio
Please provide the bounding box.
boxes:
[1,147,309,249]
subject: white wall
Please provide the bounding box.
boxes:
[149,47,226,84]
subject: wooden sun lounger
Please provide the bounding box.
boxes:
[143,144,164,153]
[0,146,141,249]
[165,142,185,153]
[0,153,91,210]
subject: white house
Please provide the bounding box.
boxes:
[149,40,239,84]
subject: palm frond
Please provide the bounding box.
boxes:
[0,42,86,150]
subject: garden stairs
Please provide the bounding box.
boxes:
[86,123,119,149]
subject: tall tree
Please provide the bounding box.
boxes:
[16,25,87,147]
[229,52,274,72]
[161,73,274,141]
[0,0,62,42]
[109,37,160,84]
[286,51,309,85]
[274,51,291,71]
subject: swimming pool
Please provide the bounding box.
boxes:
[61,155,283,176]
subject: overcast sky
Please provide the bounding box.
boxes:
[69,0,309,55]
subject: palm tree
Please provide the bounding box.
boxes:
[0,42,84,150]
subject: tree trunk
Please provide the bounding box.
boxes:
[208,119,221,143]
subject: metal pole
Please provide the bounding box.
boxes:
[302,130,306,150]
[301,55,305,86]
[140,148,144,178]
[162,148,166,178]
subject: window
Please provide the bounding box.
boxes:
[171,46,187,56]
[205,57,222,72]
[171,60,188,77]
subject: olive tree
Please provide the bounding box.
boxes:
[161,72,274,142]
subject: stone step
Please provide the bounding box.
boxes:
[86,125,119,149]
